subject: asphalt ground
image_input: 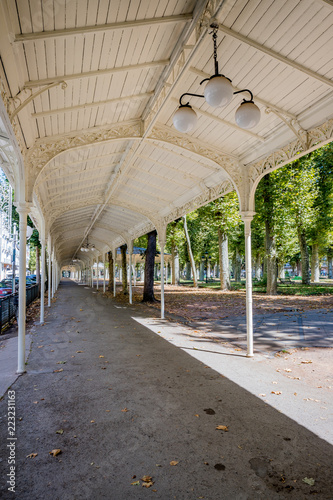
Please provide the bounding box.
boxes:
[0,280,332,499]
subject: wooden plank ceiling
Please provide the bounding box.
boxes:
[0,0,332,266]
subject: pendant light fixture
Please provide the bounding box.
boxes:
[173,21,260,133]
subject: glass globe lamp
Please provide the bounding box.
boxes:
[235,101,261,129]
[172,105,197,133]
[204,76,233,107]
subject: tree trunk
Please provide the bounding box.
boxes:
[278,262,285,279]
[182,215,198,287]
[297,226,310,284]
[218,227,230,290]
[120,245,128,294]
[107,251,114,292]
[328,248,333,279]
[234,248,242,282]
[311,244,320,283]
[265,220,277,295]
[255,253,261,280]
[143,230,157,302]
[185,262,191,280]
[171,241,180,285]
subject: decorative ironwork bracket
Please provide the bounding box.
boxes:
[10,81,67,120]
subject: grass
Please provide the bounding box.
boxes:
[178,278,333,296]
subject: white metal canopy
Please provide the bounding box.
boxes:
[0,0,332,367]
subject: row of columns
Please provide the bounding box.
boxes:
[16,205,61,374]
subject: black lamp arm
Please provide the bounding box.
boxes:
[179,92,205,106]
[233,89,254,102]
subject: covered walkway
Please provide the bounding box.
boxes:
[1,279,332,499]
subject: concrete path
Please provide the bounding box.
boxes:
[0,280,332,499]
[0,334,32,398]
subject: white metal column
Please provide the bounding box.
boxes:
[103,255,106,293]
[16,204,29,374]
[128,241,133,304]
[242,213,255,357]
[157,225,167,320]
[96,258,99,290]
[113,248,116,297]
[48,243,51,307]
[40,238,46,323]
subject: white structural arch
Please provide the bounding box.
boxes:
[0,0,332,372]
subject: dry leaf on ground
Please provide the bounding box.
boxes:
[56,429,64,435]
[216,425,229,431]
[26,453,38,458]
[53,369,63,373]
[49,449,61,457]
[142,482,154,488]
[170,461,179,466]
[121,408,129,412]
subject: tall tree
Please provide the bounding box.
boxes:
[143,230,157,302]
[107,250,114,292]
[183,215,198,288]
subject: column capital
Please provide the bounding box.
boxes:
[240,211,256,222]
[14,202,32,214]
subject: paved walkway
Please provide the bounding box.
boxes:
[0,280,332,499]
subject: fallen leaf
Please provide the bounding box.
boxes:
[284,369,292,372]
[26,453,38,458]
[142,482,153,488]
[131,481,140,486]
[302,477,315,486]
[53,369,63,373]
[301,360,312,364]
[76,351,83,353]
[141,475,153,482]
[99,355,104,358]
[38,346,44,348]
[49,449,61,457]
[33,401,38,404]
[170,461,179,466]
[90,420,95,423]
[57,361,66,364]
[195,414,199,417]
[79,309,83,311]
[121,408,129,412]
[56,429,64,435]
[216,425,228,431]
[271,391,282,395]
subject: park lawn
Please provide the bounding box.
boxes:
[178,279,333,296]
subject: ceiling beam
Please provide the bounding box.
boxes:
[31,93,153,118]
[217,23,333,89]
[25,60,169,88]
[189,67,297,120]
[14,14,192,43]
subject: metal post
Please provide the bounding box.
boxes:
[16,205,29,374]
[113,249,116,297]
[48,247,51,306]
[242,214,254,357]
[40,239,46,323]
[103,256,106,293]
[12,225,17,294]
[128,241,133,304]
[160,243,165,319]
[96,259,99,290]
